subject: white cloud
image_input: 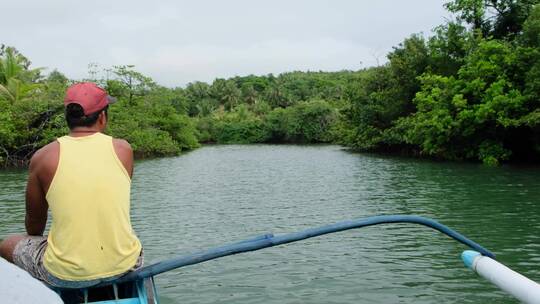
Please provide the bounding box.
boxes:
[1,0,451,87]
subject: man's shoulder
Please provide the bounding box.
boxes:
[28,141,60,179]
[112,138,132,152]
[30,141,59,165]
[111,137,134,177]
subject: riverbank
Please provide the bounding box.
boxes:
[4,140,540,171]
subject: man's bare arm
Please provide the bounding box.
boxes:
[113,138,134,178]
[25,151,49,236]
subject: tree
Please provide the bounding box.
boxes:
[285,100,337,142]
[445,0,487,33]
[521,4,540,46]
[185,81,213,116]
[265,80,291,108]
[428,22,475,76]
[395,38,540,164]
[445,0,540,39]
[210,78,241,110]
[241,83,258,105]
[106,65,155,104]
[0,46,43,103]
[388,34,430,111]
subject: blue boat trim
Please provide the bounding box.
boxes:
[51,215,495,303]
[106,215,494,286]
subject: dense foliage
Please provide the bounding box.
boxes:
[0,59,200,165]
[1,1,539,167]
[188,72,349,144]
[343,0,540,165]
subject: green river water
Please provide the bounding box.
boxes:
[1,145,539,303]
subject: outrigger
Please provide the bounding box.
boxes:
[45,215,540,304]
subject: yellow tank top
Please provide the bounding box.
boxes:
[43,132,142,281]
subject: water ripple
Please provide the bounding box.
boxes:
[1,145,538,303]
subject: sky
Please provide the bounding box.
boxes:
[2,0,452,87]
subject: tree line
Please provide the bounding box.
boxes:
[1,0,539,167]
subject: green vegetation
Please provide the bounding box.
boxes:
[1,1,539,167]
[342,0,540,165]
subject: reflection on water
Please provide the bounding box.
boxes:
[1,145,539,303]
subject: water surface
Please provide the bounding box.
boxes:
[1,145,539,303]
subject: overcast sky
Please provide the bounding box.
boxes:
[2,0,451,87]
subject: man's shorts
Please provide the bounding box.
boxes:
[13,235,143,289]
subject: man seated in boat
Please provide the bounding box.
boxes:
[0,82,143,288]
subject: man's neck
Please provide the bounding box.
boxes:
[69,128,100,137]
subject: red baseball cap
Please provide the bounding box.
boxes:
[64,82,117,115]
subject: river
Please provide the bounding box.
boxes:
[1,145,539,303]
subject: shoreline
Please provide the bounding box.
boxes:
[3,142,540,171]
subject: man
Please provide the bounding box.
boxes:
[0,82,142,288]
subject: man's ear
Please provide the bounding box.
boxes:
[98,111,107,128]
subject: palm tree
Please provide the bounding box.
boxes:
[210,79,241,110]
[0,47,42,103]
[222,81,241,110]
[241,84,258,105]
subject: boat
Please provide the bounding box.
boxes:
[44,215,540,304]
[0,257,62,304]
